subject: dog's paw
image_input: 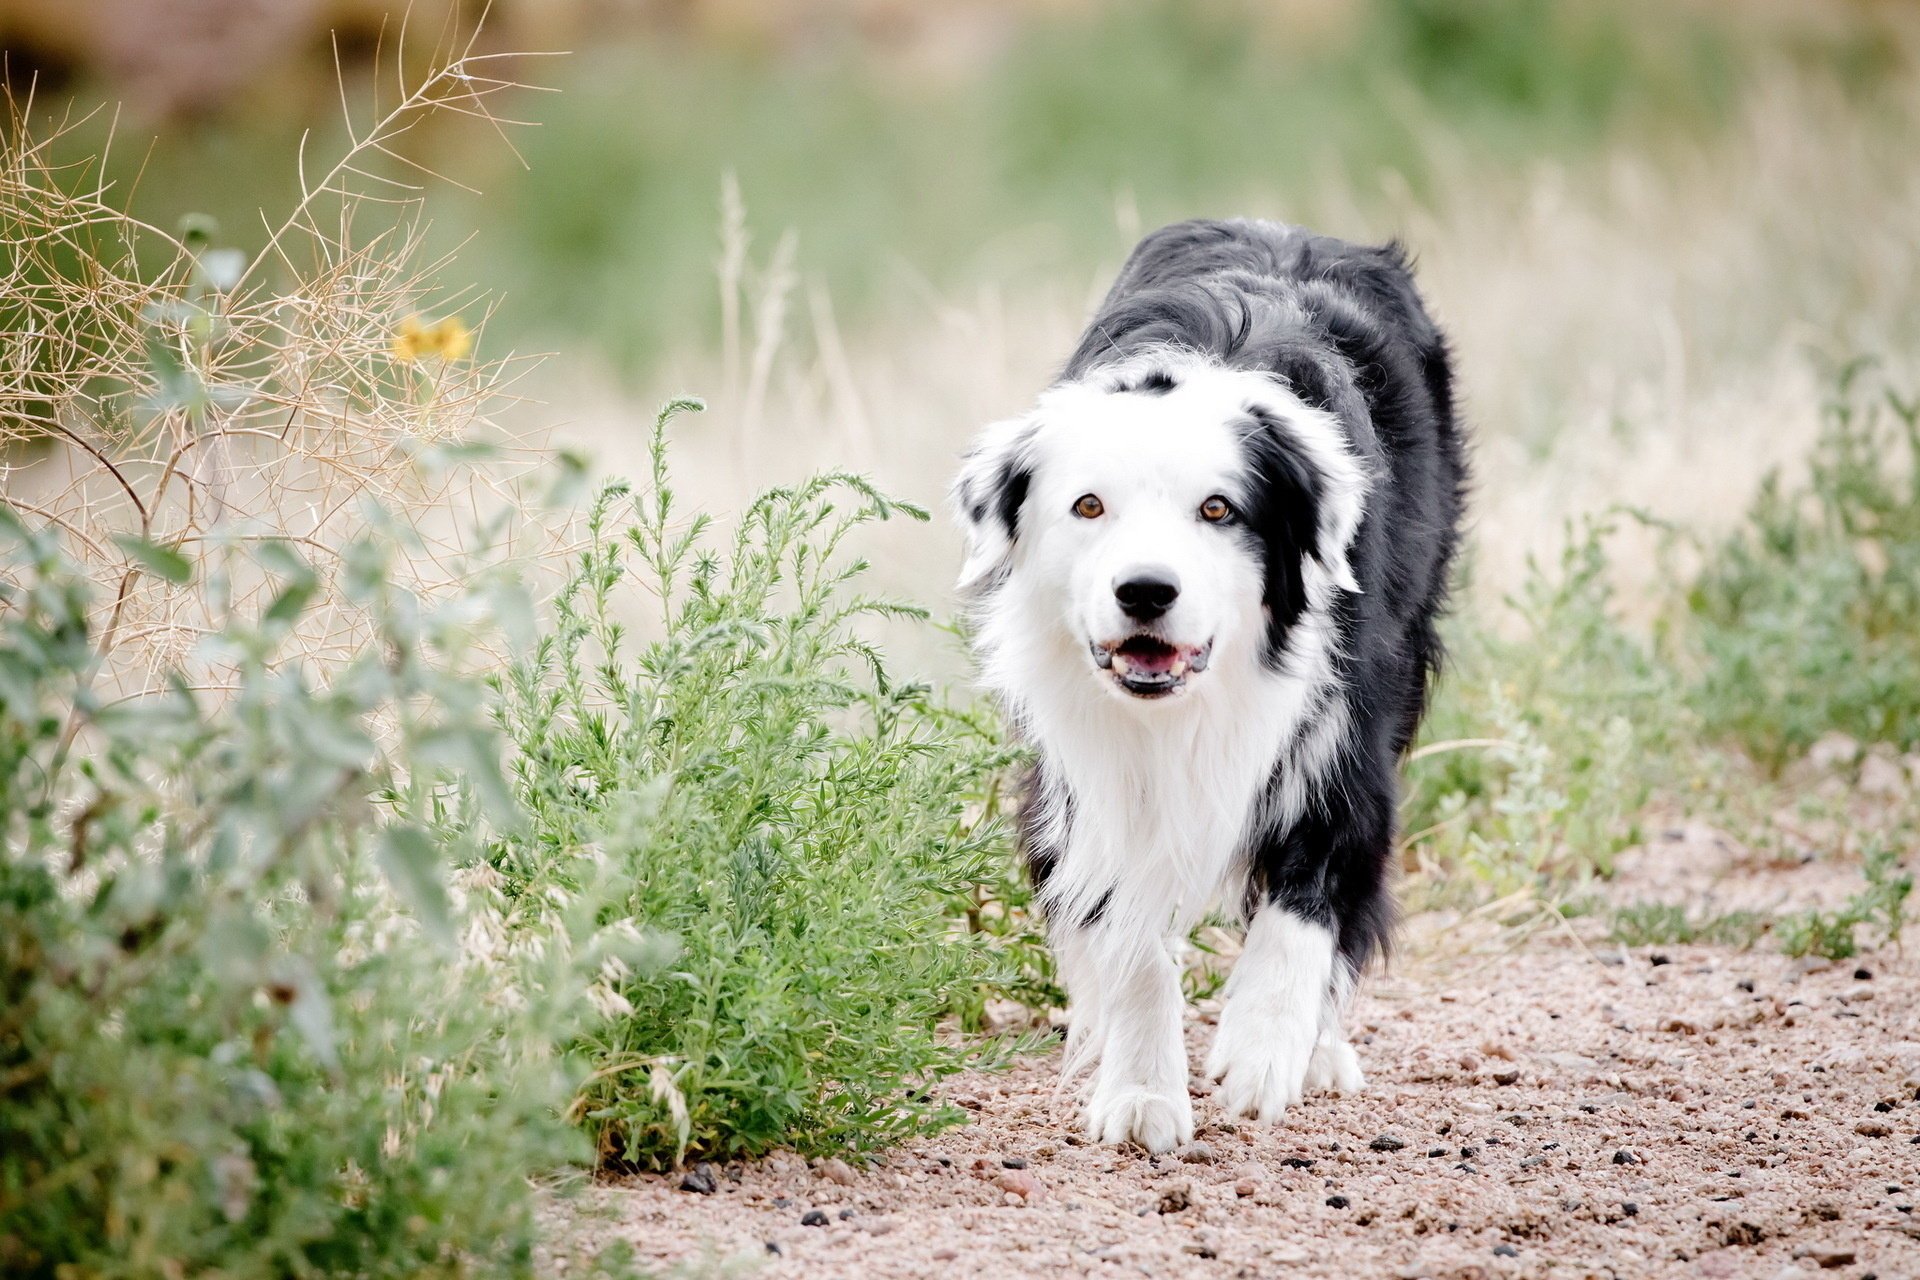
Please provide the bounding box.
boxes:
[1206,1013,1316,1122]
[1302,1035,1365,1094]
[1083,1082,1193,1153]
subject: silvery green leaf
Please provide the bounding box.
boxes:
[377,824,455,944]
[112,534,193,585]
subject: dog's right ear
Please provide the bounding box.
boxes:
[950,416,1038,593]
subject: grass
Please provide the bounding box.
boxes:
[34,1,1910,375]
[1609,903,1773,950]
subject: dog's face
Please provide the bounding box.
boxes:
[954,357,1367,705]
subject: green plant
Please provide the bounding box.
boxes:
[484,400,1033,1170]
[1405,515,1683,893]
[0,505,588,1278]
[1609,902,1771,949]
[1686,361,1920,767]
[1774,844,1913,960]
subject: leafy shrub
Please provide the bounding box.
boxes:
[1687,362,1920,767]
[483,401,1029,1170]
[0,508,585,1279]
[1405,516,1684,892]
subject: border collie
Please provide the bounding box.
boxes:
[951,219,1466,1152]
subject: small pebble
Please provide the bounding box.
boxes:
[1622,1202,1639,1217]
[1326,1195,1350,1208]
[1493,1070,1521,1086]
[995,1169,1044,1201]
[1177,1141,1215,1164]
[1612,1149,1638,1165]
[1234,1179,1258,1197]
[1001,1156,1028,1169]
[1493,1244,1518,1257]
[1369,1135,1407,1152]
[837,1208,856,1221]
[800,1210,829,1227]
[1854,967,1873,980]
[764,1240,781,1256]
[817,1157,858,1187]
[677,1164,717,1195]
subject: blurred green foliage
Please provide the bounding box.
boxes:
[44,0,1903,374]
[0,506,590,1278]
[1686,362,1920,767]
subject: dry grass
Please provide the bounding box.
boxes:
[0,18,558,695]
[542,45,1920,671]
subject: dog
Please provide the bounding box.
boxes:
[951,219,1466,1152]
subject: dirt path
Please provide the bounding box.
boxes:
[590,848,1920,1279]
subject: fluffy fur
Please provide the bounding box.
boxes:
[952,218,1466,1151]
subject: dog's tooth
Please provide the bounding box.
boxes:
[1111,651,1131,674]
[1170,658,1187,677]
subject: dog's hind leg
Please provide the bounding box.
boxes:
[1075,929,1194,1153]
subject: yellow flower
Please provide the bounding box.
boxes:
[390,314,472,364]
[433,316,472,361]
[391,314,428,363]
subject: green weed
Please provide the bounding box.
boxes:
[484,400,1034,1170]
[1774,844,1914,960]
[1686,361,1920,767]
[1609,902,1772,949]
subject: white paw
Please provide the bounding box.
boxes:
[1206,1014,1316,1122]
[1302,1035,1365,1093]
[1083,1081,1194,1153]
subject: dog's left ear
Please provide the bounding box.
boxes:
[951,416,1038,593]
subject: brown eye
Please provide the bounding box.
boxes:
[1073,494,1105,519]
[1199,495,1233,523]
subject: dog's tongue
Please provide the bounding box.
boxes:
[1117,636,1179,675]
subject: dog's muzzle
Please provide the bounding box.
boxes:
[1090,634,1213,698]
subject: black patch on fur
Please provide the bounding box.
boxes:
[995,461,1032,542]
[1039,217,1468,977]
[1122,367,1179,395]
[1235,406,1323,653]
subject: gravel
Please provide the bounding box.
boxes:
[563,831,1920,1279]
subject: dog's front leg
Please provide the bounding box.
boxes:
[1206,903,1351,1120]
[1076,931,1193,1153]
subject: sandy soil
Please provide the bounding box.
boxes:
[584,835,1920,1280]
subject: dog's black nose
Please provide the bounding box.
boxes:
[1114,569,1180,621]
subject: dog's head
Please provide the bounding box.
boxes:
[953,354,1367,703]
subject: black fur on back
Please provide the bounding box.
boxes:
[1061,218,1468,976]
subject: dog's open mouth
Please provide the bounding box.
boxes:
[1090,635,1213,698]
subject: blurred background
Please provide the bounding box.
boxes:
[7,0,1920,635]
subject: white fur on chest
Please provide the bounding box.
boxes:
[986,587,1344,950]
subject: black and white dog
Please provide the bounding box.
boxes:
[952,219,1466,1152]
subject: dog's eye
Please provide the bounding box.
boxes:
[1072,494,1105,520]
[1199,495,1233,523]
